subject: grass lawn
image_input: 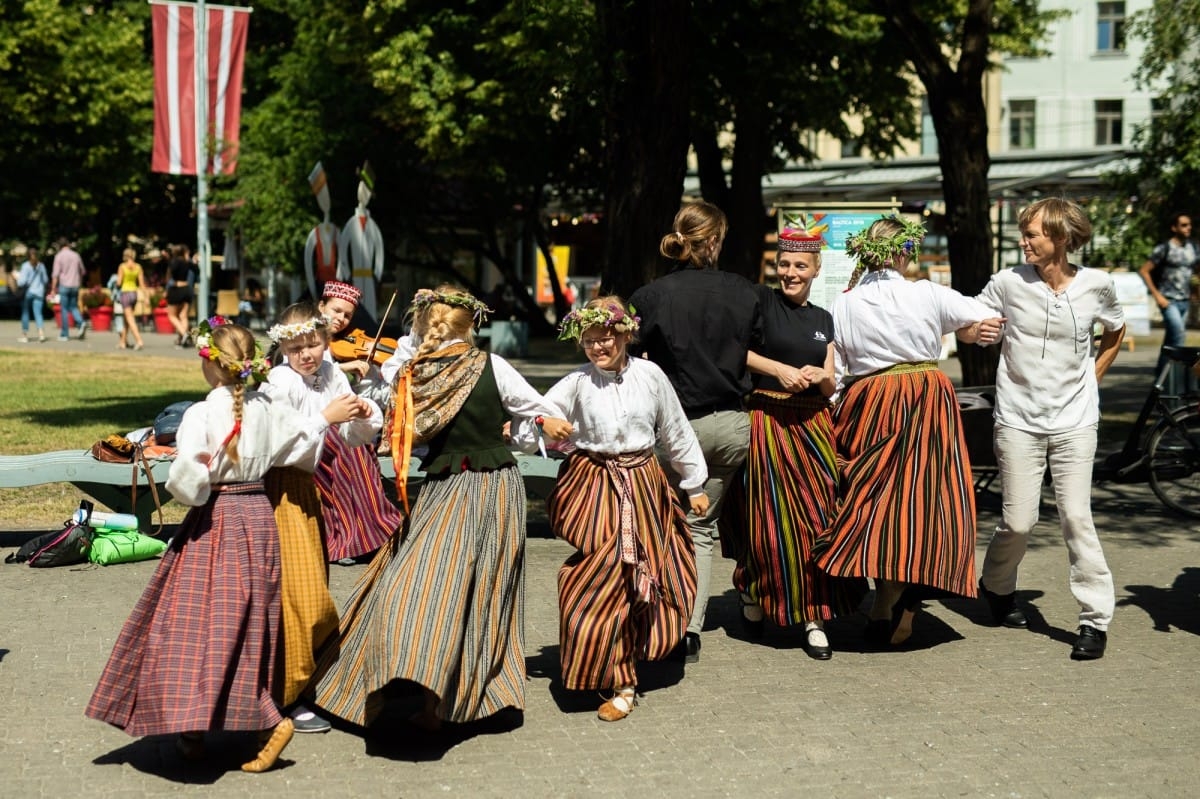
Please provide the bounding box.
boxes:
[1,350,203,529]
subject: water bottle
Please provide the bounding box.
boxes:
[73,509,139,531]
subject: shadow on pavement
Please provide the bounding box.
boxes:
[1118,566,1200,635]
[93,732,274,782]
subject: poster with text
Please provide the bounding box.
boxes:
[777,207,895,309]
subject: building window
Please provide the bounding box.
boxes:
[1095,99,1123,145]
[840,139,859,159]
[920,97,937,155]
[1097,2,1126,52]
[1150,96,1168,136]
[1008,100,1036,150]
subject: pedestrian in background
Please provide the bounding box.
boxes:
[976,197,1126,661]
[629,201,761,665]
[115,248,146,351]
[1138,211,1198,381]
[16,246,49,343]
[50,238,88,341]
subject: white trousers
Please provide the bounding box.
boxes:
[980,424,1114,630]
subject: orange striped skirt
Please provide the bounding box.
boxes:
[816,364,977,597]
[549,449,696,691]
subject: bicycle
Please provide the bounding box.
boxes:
[1097,345,1200,517]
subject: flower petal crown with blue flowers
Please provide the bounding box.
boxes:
[844,215,927,269]
[192,316,271,382]
[409,288,494,326]
[558,303,640,342]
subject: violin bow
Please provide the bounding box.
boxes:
[366,290,399,364]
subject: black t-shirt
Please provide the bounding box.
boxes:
[629,266,762,412]
[750,284,833,395]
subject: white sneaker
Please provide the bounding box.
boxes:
[77,321,88,340]
[18,335,28,343]
[58,335,69,342]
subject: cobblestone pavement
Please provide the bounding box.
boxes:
[2,322,1199,797]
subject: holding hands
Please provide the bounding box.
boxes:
[323,393,372,425]
[538,417,574,441]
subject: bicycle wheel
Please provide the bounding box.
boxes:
[1147,409,1200,518]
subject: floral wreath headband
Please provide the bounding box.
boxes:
[409,288,493,326]
[558,303,640,342]
[192,316,271,382]
[844,216,927,268]
[267,315,331,344]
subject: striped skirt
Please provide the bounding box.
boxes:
[720,392,867,625]
[309,465,526,726]
[85,483,284,737]
[315,429,405,562]
[815,364,978,597]
[549,450,697,691]
[265,467,338,707]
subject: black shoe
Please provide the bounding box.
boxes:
[979,579,1028,628]
[671,632,701,663]
[290,704,332,733]
[738,594,765,639]
[801,626,832,660]
[1070,626,1107,660]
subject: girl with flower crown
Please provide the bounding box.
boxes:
[86,320,338,773]
[264,301,404,567]
[510,296,707,723]
[309,285,570,731]
[814,216,1000,648]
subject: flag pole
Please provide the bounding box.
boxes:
[195,0,211,323]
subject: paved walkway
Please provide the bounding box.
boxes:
[2,321,1199,797]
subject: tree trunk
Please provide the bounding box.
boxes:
[597,0,692,297]
[724,100,770,282]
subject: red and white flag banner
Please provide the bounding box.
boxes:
[151,2,250,175]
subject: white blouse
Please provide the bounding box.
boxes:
[166,386,329,507]
[831,269,992,383]
[263,359,381,448]
[512,357,708,495]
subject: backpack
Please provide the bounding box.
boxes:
[153,401,194,446]
[5,521,93,567]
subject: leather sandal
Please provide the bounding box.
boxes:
[597,688,637,722]
[241,718,294,773]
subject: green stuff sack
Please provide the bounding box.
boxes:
[88,529,167,566]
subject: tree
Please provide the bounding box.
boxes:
[689,0,920,283]
[871,0,1062,385]
[0,1,189,268]
[1093,0,1200,266]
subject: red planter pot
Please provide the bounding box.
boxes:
[86,305,114,332]
[51,305,76,330]
[153,306,175,335]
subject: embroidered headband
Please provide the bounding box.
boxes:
[558,303,640,342]
[267,315,331,343]
[192,316,271,382]
[778,228,824,253]
[409,288,493,325]
[322,280,361,306]
[844,216,927,268]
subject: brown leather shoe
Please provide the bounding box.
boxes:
[241,718,294,773]
[597,689,637,722]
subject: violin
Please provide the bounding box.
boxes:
[329,329,399,368]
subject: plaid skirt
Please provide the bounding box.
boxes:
[85,483,284,736]
[309,465,527,725]
[816,365,978,597]
[315,430,405,562]
[549,450,696,691]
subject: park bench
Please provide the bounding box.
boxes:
[0,449,564,533]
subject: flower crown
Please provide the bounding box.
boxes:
[558,303,640,342]
[267,315,330,344]
[192,316,271,382]
[409,288,493,325]
[845,216,927,269]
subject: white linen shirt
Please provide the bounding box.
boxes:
[166,386,329,507]
[512,357,708,495]
[831,269,993,384]
[976,264,1125,434]
[263,359,381,447]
